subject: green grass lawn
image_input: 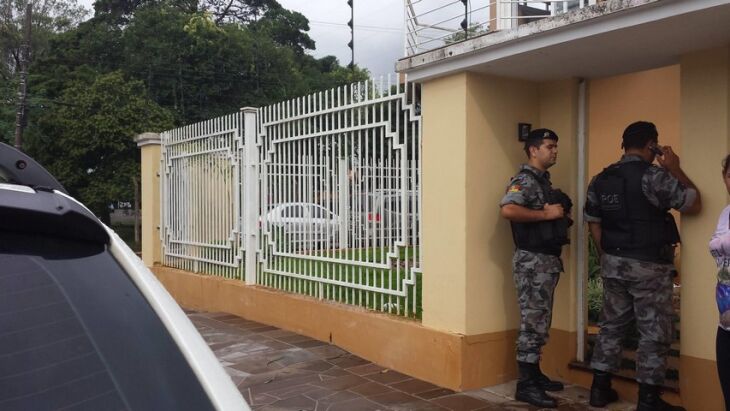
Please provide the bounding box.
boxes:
[258,245,423,319]
[165,233,424,319]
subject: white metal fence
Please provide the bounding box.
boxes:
[405,0,599,56]
[160,113,244,279]
[160,77,423,318]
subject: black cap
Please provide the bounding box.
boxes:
[526,128,558,142]
[621,121,657,149]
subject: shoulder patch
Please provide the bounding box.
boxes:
[508,185,522,193]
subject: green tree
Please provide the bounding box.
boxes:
[22,0,370,216]
[26,71,173,220]
[1,0,89,143]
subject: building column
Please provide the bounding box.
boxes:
[678,46,730,411]
[135,132,162,267]
[422,72,571,388]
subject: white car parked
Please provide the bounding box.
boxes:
[263,202,340,250]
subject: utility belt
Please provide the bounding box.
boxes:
[603,244,676,264]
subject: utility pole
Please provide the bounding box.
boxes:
[14,2,32,151]
[347,0,354,70]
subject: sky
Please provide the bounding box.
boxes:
[74,0,407,78]
[277,0,405,78]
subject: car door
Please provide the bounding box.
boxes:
[309,205,337,248]
[281,204,306,249]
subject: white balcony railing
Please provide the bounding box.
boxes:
[404,0,599,56]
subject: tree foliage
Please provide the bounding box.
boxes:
[1,0,89,78]
[1,0,88,143]
[6,0,370,219]
[27,72,174,220]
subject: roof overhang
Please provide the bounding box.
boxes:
[397,0,730,82]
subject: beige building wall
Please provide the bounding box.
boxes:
[678,46,729,410]
[587,65,681,177]
[421,72,581,386]
[537,79,580,334]
[423,73,580,336]
[463,73,540,335]
[422,72,549,337]
[421,73,470,334]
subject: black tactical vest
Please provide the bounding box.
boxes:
[593,161,680,263]
[510,169,572,257]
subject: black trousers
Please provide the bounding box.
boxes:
[718,327,730,411]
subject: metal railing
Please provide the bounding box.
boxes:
[160,76,423,319]
[257,77,422,318]
[160,113,244,279]
[405,0,599,56]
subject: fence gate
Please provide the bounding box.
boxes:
[160,113,245,279]
[160,77,423,318]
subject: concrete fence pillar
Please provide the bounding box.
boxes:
[135,132,162,267]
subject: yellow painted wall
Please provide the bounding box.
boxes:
[423,72,580,337]
[587,65,681,178]
[538,79,580,333]
[463,73,540,335]
[138,137,161,266]
[680,47,730,362]
[421,73,469,334]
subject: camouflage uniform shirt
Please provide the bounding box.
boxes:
[500,164,563,274]
[584,155,697,280]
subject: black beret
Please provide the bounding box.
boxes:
[527,128,559,142]
[622,121,657,141]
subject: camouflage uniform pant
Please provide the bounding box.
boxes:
[513,251,561,364]
[590,274,674,385]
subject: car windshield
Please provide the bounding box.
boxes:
[0,233,216,411]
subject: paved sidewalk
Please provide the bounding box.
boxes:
[188,310,635,411]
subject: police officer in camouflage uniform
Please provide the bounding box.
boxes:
[585,121,702,411]
[500,128,573,408]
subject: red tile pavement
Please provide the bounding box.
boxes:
[188,310,635,411]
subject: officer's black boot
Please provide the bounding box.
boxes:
[534,363,564,391]
[589,370,619,407]
[515,361,557,408]
[636,384,686,411]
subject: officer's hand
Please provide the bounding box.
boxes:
[657,145,680,171]
[542,203,564,220]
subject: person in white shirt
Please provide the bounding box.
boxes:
[709,154,730,411]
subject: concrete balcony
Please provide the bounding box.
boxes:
[398,0,730,82]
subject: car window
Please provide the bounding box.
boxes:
[282,205,304,218]
[310,205,331,219]
[0,233,216,411]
